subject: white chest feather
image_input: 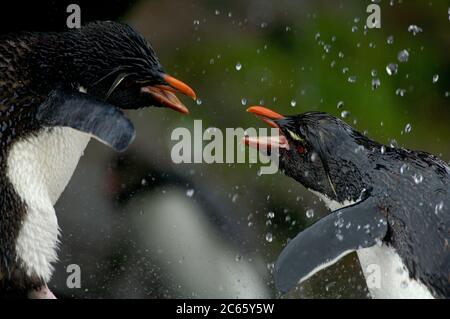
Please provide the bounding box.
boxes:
[312,190,434,299]
[357,245,434,299]
[7,127,90,282]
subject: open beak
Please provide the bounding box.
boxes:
[243,105,290,150]
[141,74,197,114]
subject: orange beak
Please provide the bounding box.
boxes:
[246,106,285,128]
[243,105,290,150]
[141,74,197,114]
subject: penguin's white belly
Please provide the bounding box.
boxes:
[357,245,434,299]
[7,127,90,282]
[312,190,434,299]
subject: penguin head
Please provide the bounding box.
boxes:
[245,106,375,202]
[35,21,196,114]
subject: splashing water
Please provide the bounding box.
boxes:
[396,88,406,97]
[404,123,412,133]
[341,110,350,118]
[372,78,381,90]
[387,35,394,44]
[400,163,408,174]
[435,201,444,215]
[386,63,398,76]
[186,189,195,197]
[413,173,423,184]
[432,74,439,83]
[408,25,423,36]
[397,50,409,63]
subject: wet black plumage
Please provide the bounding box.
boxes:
[0,21,192,296]
[275,112,450,298]
[246,108,450,298]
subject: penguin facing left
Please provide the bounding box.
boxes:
[0,21,196,298]
[244,106,449,299]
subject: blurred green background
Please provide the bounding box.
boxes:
[46,0,450,298]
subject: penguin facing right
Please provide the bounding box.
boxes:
[244,106,449,299]
[0,21,196,297]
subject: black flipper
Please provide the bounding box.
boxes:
[36,88,135,152]
[275,196,387,293]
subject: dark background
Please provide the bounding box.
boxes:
[2,0,449,298]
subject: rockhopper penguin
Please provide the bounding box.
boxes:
[244,106,449,299]
[0,21,196,298]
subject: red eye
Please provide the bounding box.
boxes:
[296,146,305,154]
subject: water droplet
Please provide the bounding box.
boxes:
[306,209,314,218]
[235,62,242,71]
[186,189,195,197]
[404,123,412,133]
[348,75,357,83]
[435,201,444,215]
[387,35,394,44]
[193,20,200,25]
[341,110,350,118]
[408,25,423,36]
[215,9,220,15]
[354,145,365,153]
[397,49,409,63]
[338,51,344,59]
[413,173,423,184]
[196,98,203,105]
[396,88,406,97]
[380,145,386,154]
[400,163,408,174]
[371,78,381,90]
[141,178,147,186]
[290,99,297,107]
[267,211,275,219]
[265,232,273,243]
[235,254,242,262]
[342,67,349,74]
[241,98,247,106]
[389,139,398,148]
[336,233,344,241]
[337,101,344,109]
[432,74,439,83]
[386,63,398,76]
[351,25,358,32]
[371,69,377,77]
